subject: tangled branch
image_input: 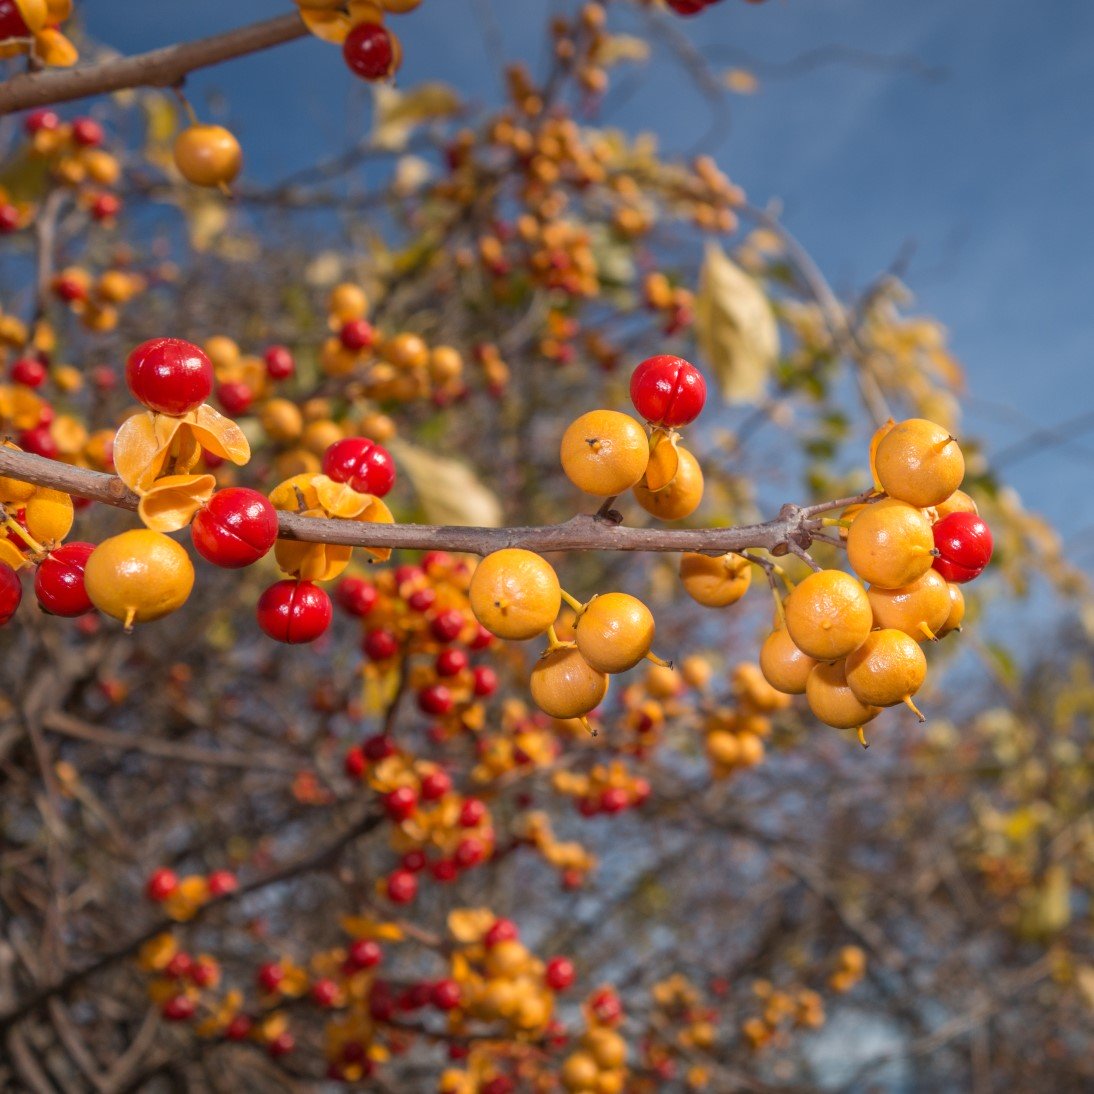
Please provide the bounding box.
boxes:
[0,446,861,558]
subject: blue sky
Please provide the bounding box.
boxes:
[84,0,1093,553]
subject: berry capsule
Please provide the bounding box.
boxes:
[256,580,332,644]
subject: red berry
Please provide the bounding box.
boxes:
[257,962,284,993]
[0,204,20,233]
[362,628,398,660]
[216,380,253,416]
[34,542,95,617]
[472,665,498,697]
[430,979,461,1011]
[435,648,468,677]
[420,768,452,800]
[394,563,423,586]
[72,117,103,147]
[10,358,45,387]
[600,787,630,814]
[481,1079,514,1094]
[343,22,395,81]
[264,344,295,379]
[386,868,418,904]
[590,987,623,1024]
[418,683,452,716]
[932,512,993,583]
[629,354,706,427]
[207,869,238,896]
[384,785,418,821]
[401,849,427,872]
[146,868,178,902]
[344,745,366,778]
[91,193,121,221]
[468,623,494,650]
[322,437,396,497]
[431,858,458,882]
[162,994,195,1021]
[126,338,213,416]
[18,425,57,459]
[0,562,22,626]
[0,0,29,39]
[407,586,436,613]
[256,580,332,644]
[458,797,486,828]
[189,957,217,986]
[268,1031,295,1057]
[454,836,485,868]
[311,978,340,1007]
[165,952,193,979]
[24,108,59,135]
[545,956,575,991]
[339,318,374,351]
[484,918,519,948]
[346,938,383,970]
[666,0,706,13]
[53,274,86,302]
[336,576,378,616]
[363,733,396,761]
[191,488,278,569]
[399,982,431,1011]
[421,550,452,573]
[430,608,465,642]
[225,1014,252,1041]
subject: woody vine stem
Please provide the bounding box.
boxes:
[0,446,866,559]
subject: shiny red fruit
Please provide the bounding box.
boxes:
[0,561,21,626]
[384,785,418,821]
[545,956,575,991]
[191,488,278,568]
[225,1014,252,1040]
[430,608,465,643]
[10,358,45,387]
[321,437,396,497]
[189,957,217,986]
[0,0,29,39]
[362,627,398,660]
[165,952,193,979]
[145,867,178,901]
[162,994,195,1021]
[18,425,57,459]
[267,1031,295,1057]
[458,797,487,828]
[435,648,468,677]
[24,108,59,135]
[386,868,418,904]
[264,344,295,379]
[363,733,396,761]
[629,354,706,427]
[932,511,993,584]
[472,665,498,697]
[666,0,706,12]
[91,193,121,221]
[34,542,95,616]
[72,117,103,147]
[336,575,378,616]
[420,768,452,800]
[430,979,461,1011]
[343,22,395,81]
[257,962,284,992]
[454,836,485,868]
[431,858,458,882]
[346,938,383,970]
[216,380,253,416]
[207,869,238,896]
[256,580,332,643]
[126,337,214,415]
[418,683,452,715]
[407,587,436,612]
[0,204,19,233]
[312,978,340,1007]
[484,917,518,948]
[600,786,630,814]
[339,318,374,351]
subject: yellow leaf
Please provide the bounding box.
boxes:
[45,0,72,21]
[270,474,320,512]
[32,27,77,67]
[354,493,395,562]
[137,473,215,533]
[0,539,27,570]
[274,537,352,582]
[23,486,73,544]
[373,83,462,152]
[447,908,495,944]
[112,411,179,492]
[387,440,502,527]
[643,430,680,492]
[186,404,251,465]
[340,915,405,942]
[695,242,779,405]
[297,7,351,43]
[315,475,373,519]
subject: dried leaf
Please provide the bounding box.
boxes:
[137,473,216,533]
[373,83,461,152]
[187,404,251,465]
[388,440,502,528]
[112,411,179,492]
[695,242,779,405]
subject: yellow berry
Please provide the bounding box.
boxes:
[846,498,935,589]
[706,729,741,766]
[759,627,817,695]
[574,592,656,674]
[633,444,703,520]
[874,418,965,508]
[679,552,751,607]
[844,628,927,717]
[561,1051,600,1092]
[560,409,649,495]
[933,488,978,521]
[328,282,369,320]
[866,568,950,642]
[173,125,242,188]
[85,530,194,628]
[937,583,965,637]
[805,661,880,730]
[530,645,608,719]
[583,1027,626,1069]
[470,549,561,640]
[784,570,872,661]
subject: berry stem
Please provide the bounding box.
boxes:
[559,589,585,614]
[0,511,45,557]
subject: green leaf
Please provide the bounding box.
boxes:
[694,242,779,405]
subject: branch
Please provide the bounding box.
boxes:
[0,13,309,115]
[0,446,862,558]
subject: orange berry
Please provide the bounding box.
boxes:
[805,661,880,730]
[846,498,935,589]
[874,418,964,508]
[784,570,872,661]
[679,552,751,607]
[933,489,978,521]
[759,627,817,695]
[866,568,950,642]
[937,583,965,637]
[470,549,561,640]
[844,628,927,718]
[560,410,649,496]
[633,443,703,520]
[173,125,242,188]
[85,530,194,629]
[574,592,657,674]
[531,645,608,718]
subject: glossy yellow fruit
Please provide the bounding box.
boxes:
[574,592,656,674]
[470,549,560,640]
[759,627,818,695]
[934,488,978,521]
[937,583,965,637]
[560,1051,600,1092]
[328,283,369,320]
[173,125,242,188]
[85,530,194,628]
[679,552,751,607]
[560,410,649,496]
[632,444,703,520]
[844,629,927,717]
[706,729,741,766]
[784,570,872,661]
[867,568,950,642]
[847,498,935,589]
[874,418,965,508]
[529,645,608,719]
[583,1027,627,1069]
[805,661,880,730]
